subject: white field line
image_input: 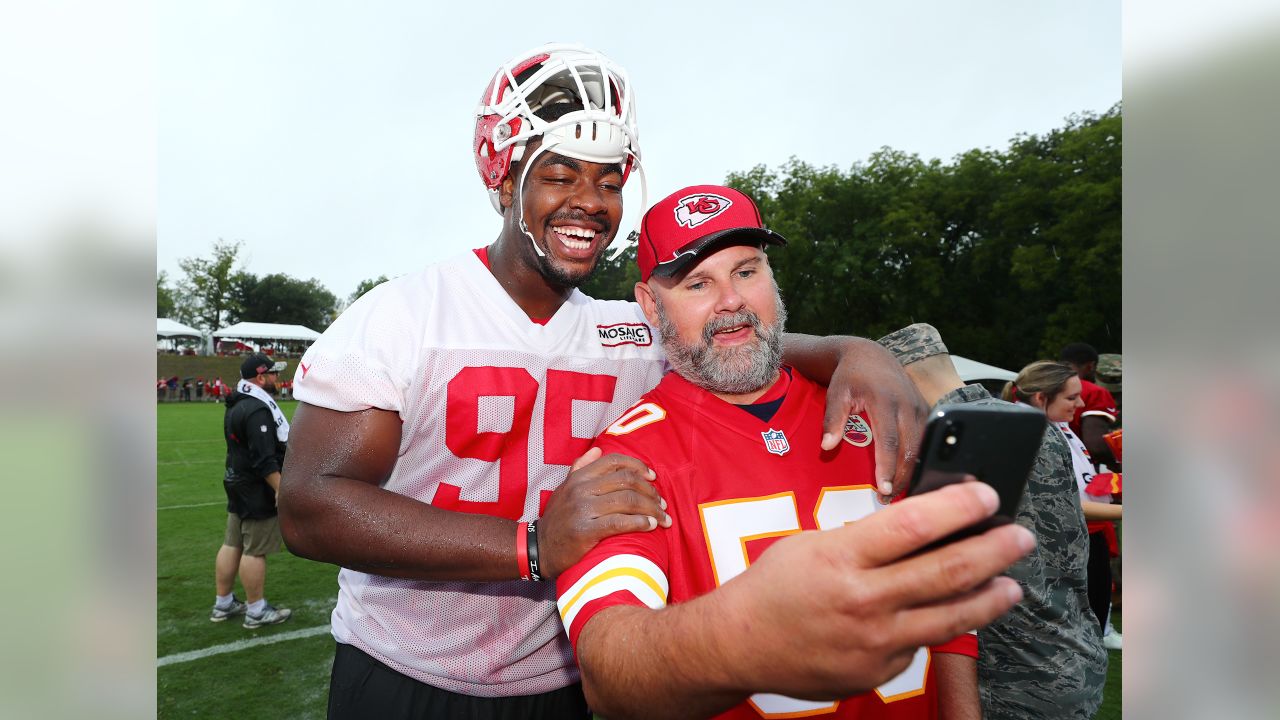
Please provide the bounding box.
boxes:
[158,624,331,667]
[158,501,223,510]
[158,439,224,444]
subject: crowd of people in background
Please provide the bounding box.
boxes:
[158,344,309,358]
[157,376,224,403]
[157,375,295,403]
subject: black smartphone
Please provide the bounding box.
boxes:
[906,403,1046,545]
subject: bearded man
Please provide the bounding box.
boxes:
[212,352,292,629]
[554,185,1032,720]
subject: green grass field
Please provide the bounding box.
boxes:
[1098,616,1122,720]
[158,400,337,719]
[158,401,1122,718]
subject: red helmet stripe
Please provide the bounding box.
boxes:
[497,53,550,104]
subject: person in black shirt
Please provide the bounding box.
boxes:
[211,353,293,628]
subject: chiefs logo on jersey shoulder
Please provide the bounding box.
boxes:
[674,193,733,229]
[842,414,873,447]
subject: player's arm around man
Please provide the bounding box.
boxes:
[281,405,666,581]
[783,332,928,496]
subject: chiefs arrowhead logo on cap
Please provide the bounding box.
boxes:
[674,193,733,229]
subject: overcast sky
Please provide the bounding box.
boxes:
[157,0,1120,303]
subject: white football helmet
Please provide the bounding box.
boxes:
[474,43,646,259]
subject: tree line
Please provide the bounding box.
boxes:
[584,104,1121,370]
[161,104,1120,368]
[158,239,387,333]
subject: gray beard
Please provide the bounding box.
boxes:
[655,286,787,396]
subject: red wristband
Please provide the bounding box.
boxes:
[516,521,531,581]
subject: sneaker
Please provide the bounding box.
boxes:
[1102,630,1123,651]
[210,597,247,622]
[243,604,292,629]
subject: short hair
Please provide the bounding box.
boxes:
[1002,360,1077,405]
[1060,342,1099,366]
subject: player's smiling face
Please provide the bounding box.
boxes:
[505,144,623,287]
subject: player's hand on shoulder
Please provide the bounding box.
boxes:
[538,447,671,579]
[820,340,928,497]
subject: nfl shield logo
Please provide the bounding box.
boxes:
[761,428,790,456]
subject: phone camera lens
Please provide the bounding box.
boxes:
[938,421,963,461]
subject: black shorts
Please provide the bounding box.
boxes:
[1086,530,1113,631]
[327,642,590,720]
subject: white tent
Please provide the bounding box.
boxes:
[951,355,1017,382]
[157,318,203,338]
[212,322,322,343]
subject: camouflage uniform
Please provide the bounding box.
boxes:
[1096,352,1122,395]
[879,324,1107,720]
[876,324,947,364]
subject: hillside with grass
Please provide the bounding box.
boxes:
[156,354,301,383]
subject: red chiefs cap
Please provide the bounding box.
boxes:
[636,184,787,281]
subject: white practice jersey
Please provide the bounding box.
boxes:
[293,250,667,696]
[1056,421,1113,505]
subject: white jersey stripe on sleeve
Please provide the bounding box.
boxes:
[557,554,668,630]
[560,574,667,631]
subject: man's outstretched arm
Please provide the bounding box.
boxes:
[782,333,929,496]
[279,403,668,581]
[572,483,1034,720]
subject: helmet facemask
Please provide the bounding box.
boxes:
[475,44,646,261]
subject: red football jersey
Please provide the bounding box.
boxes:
[1070,379,1117,436]
[557,368,975,719]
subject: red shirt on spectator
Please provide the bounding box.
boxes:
[1070,379,1117,436]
